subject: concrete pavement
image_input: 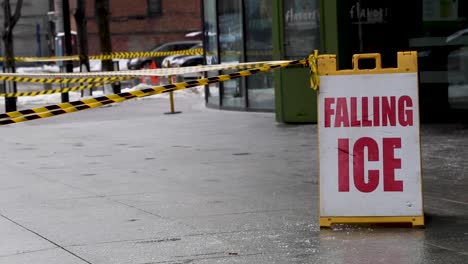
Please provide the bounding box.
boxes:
[0,93,467,264]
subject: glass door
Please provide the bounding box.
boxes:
[203,0,220,107]
[218,0,245,108]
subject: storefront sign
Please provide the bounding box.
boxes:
[285,8,319,27]
[283,0,320,59]
[349,2,390,24]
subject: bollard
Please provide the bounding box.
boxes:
[3,66,17,112]
[112,60,121,93]
[60,66,69,102]
[44,83,52,91]
[164,66,181,115]
[80,63,92,97]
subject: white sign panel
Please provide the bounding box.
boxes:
[318,73,423,217]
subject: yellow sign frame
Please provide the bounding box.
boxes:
[316,51,424,228]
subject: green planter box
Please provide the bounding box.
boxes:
[274,67,317,123]
[272,0,322,124]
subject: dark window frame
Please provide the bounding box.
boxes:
[148,0,162,17]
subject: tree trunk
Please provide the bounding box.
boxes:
[74,0,90,73]
[95,0,119,93]
[60,0,73,102]
[2,0,23,112]
[74,0,92,96]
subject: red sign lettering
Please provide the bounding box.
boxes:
[338,137,403,192]
[324,96,413,128]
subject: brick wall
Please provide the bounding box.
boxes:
[85,0,202,54]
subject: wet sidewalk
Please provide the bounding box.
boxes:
[0,95,467,264]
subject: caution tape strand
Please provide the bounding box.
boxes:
[0,75,137,85]
[2,49,279,63]
[0,61,284,84]
[0,48,204,62]
[308,50,320,90]
[0,77,135,97]
[0,59,307,125]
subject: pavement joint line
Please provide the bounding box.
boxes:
[183,228,284,238]
[179,207,312,218]
[146,252,264,264]
[424,205,452,212]
[37,175,103,197]
[0,247,58,259]
[36,175,195,228]
[171,251,229,258]
[107,199,201,231]
[424,196,468,206]
[65,237,181,248]
[39,174,203,232]
[438,198,468,206]
[0,212,94,264]
[425,242,468,256]
[21,191,180,203]
[38,194,108,202]
[38,176,179,222]
[63,226,311,249]
[109,199,167,220]
[25,175,200,244]
[63,228,275,248]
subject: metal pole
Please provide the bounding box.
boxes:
[113,61,121,93]
[169,89,175,113]
[2,0,22,112]
[61,0,72,102]
[164,62,181,115]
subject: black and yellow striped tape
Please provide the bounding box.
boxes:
[0,59,307,125]
[0,75,133,85]
[1,61,271,97]
[0,61,280,84]
[2,48,274,63]
[0,77,134,97]
[0,48,204,62]
[92,48,203,60]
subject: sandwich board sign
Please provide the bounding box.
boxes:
[317,52,424,228]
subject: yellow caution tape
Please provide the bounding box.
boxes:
[0,75,134,85]
[0,61,290,83]
[4,48,275,63]
[0,77,134,97]
[308,50,320,90]
[90,48,204,60]
[0,59,307,125]
[0,48,204,62]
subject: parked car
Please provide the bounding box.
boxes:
[162,43,204,67]
[447,28,468,110]
[127,40,201,70]
[161,43,204,81]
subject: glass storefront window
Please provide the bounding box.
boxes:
[218,1,245,108]
[339,0,468,121]
[245,0,274,110]
[284,0,320,59]
[203,0,220,106]
[416,0,468,113]
[202,0,321,112]
[202,0,468,120]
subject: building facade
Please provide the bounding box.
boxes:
[0,0,51,58]
[203,0,468,122]
[1,0,202,59]
[84,0,202,54]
